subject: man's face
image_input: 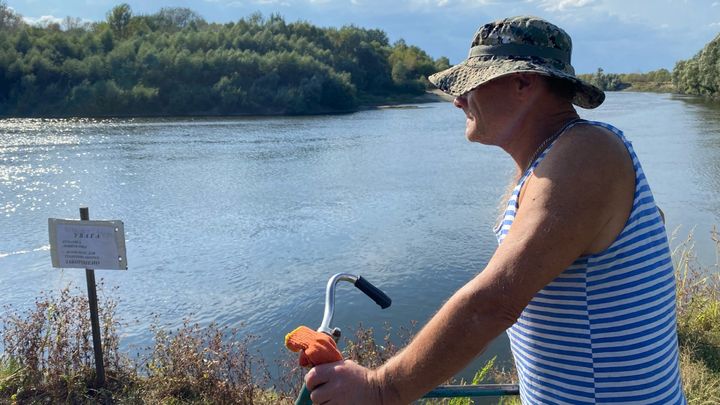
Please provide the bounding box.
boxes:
[453,77,515,144]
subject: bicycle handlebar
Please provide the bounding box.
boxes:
[354,276,392,309]
[295,273,518,404]
[297,273,392,405]
[318,273,391,335]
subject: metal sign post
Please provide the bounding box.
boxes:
[80,207,105,388]
[48,208,127,388]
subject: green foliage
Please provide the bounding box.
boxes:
[143,319,268,404]
[0,5,449,117]
[577,68,675,93]
[577,68,630,91]
[152,7,207,32]
[673,33,720,97]
[671,228,720,403]
[0,284,128,403]
[389,39,438,94]
[620,68,672,84]
[618,68,674,92]
[107,3,132,39]
[0,0,24,32]
[0,285,285,404]
[447,356,496,405]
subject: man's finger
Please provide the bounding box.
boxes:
[305,366,325,390]
[305,361,342,390]
[309,382,332,405]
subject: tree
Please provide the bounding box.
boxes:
[585,68,629,91]
[0,0,24,31]
[155,7,206,32]
[389,39,437,93]
[673,33,720,97]
[62,16,86,31]
[107,3,132,39]
[99,28,114,53]
[434,56,450,72]
[0,4,449,117]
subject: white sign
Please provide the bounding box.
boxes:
[49,219,127,270]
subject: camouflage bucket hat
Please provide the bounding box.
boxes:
[429,16,605,109]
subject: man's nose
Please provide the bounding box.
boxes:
[453,95,467,109]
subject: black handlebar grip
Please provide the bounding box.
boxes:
[355,276,392,309]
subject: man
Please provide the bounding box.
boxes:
[304,16,686,404]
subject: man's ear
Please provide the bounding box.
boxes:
[514,73,535,91]
[512,73,544,104]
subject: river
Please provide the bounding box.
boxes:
[1,92,719,381]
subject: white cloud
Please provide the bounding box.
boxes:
[23,15,63,27]
[712,1,719,6]
[404,0,501,9]
[710,22,720,27]
[206,0,291,4]
[203,0,497,9]
[536,0,596,11]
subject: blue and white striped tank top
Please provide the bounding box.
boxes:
[494,120,686,404]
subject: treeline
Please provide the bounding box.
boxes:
[0,2,450,116]
[579,31,720,98]
[577,68,673,92]
[673,33,720,97]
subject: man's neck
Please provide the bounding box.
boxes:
[501,107,579,174]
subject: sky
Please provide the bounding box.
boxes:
[7,0,720,73]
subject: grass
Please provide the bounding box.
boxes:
[671,227,720,404]
[0,283,128,403]
[0,286,278,404]
[2,229,719,404]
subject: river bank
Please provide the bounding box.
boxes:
[0,90,450,119]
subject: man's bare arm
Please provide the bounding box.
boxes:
[305,127,635,404]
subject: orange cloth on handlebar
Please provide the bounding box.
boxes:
[285,325,343,367]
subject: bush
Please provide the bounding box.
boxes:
[0,284,130,403]
[141,319,269,404]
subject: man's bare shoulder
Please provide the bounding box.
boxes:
[535,122,631,181]
[529,122,635,254]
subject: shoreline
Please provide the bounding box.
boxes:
[0,91,454,121]
[5,89,716,121]
[369,89,454,108]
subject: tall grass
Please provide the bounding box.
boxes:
[1,283,128,403]
[1,229,719,403]
[0,287,277,404]
[672,228,720,404]
[140,319,271,404]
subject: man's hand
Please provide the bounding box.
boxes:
[305,360,388,404]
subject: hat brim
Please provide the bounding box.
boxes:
[429,57,605,109]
